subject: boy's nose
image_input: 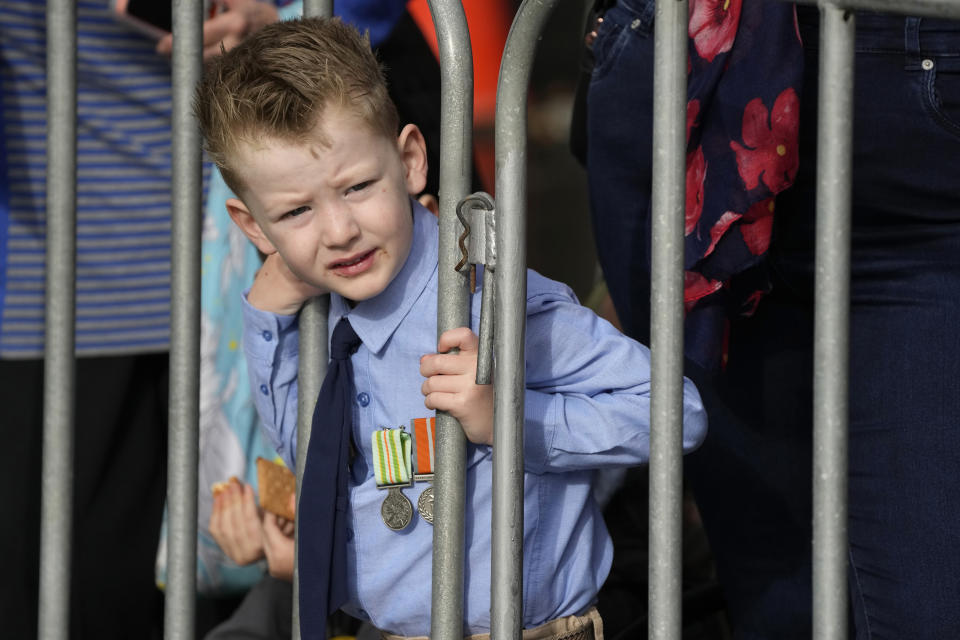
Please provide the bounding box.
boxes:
[320,206,361,247]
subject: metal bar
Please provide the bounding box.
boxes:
[492,1,558,637]
[791,0,960,19]
[302,0,333,19]
[165,1,204,638]
[293,0,333,634]
[813,5,854,639]
[425,1,474,638]
[293,6,332,640]
[648,0,689,636]
[293,293,328,640]
[38,2,76,638]
[477,269,496,385]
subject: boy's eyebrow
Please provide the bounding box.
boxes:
[326,156,380,185]
[257,189,313,216]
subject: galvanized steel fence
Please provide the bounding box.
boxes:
[39,3,76,640]
[36,1,960,639]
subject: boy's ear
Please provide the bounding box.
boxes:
[397,124,428,196]
[226,198,278,255]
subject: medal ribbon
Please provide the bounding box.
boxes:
[372,428,412,486]
[412,417,436,476]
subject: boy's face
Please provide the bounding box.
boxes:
[227,108,428,303]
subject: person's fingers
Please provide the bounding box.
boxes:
[262,511,280,537]
[201,12,242,46]
[202,35,243,60]
[154,7,243,59]
[420,371,473,396]
[422,390,461,413]
[261,512,295,580]
[209,492,224,535]
[436,327,479,354]
[241,483,260,519]
[155,33,173,56]
[419,350,478,379]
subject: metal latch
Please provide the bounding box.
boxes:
[455,192,496,385]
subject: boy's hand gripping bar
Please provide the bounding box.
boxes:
[455,192,496,385]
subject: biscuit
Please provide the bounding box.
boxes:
[210,475,241,497]
[256,457,296,520]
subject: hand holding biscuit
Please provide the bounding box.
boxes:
[261,495,296,582]
[209,477,265,566]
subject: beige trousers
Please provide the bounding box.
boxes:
[379,606,604,640]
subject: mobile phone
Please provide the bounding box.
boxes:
[110,0,223,41]
[110,0,171,40]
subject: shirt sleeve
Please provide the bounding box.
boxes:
[519,275,708,474]
[241,290,301,470]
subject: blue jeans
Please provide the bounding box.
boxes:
[587,3,960,639]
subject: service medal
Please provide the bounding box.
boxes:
[417,486,435,524]
[372,427,414,531]
[412,417,437,526]
[381,487,414,530]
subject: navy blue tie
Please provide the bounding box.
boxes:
[299,317,362,640]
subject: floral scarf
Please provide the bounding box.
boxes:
[682,0,803,370]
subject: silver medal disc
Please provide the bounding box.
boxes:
[417,486,434,525]
[381,487,413,530]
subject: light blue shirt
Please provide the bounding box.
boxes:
[242,203,707,635]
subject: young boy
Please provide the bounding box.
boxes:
[194,17,707,638]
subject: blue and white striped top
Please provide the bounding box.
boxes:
[0,0,184,358]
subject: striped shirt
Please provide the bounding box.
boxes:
[0,0,194,357]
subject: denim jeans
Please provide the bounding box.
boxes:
[587,3,960,638]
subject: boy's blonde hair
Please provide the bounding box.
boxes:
[194,17,399,195]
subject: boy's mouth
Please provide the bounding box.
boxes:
[329,249,376,276]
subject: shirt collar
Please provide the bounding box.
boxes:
[329,200,437,355]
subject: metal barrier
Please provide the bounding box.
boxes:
[38,2,76,640]
[797,2,958,638]
[165,2,204,638]
[425,0,474,637]
[36,1,960,640]
[489,3,558,638]
[648,0,689,637]
[296,6,332,640]
[810,7,855,639]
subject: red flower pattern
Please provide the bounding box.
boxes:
[684,271,723,312]
[685,146,707,236]
[741,290,765,317]
[689,0,742,63]
[730,88,800,194]
[687,99,701,143]
[740,197,775,255]
[703,210,742,258]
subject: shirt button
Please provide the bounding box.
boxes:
[259,384,269,396]
[261,329,273,342]
[356,392,370,407]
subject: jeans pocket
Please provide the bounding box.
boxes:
[922,57,960,141]
[590,0,655,82]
